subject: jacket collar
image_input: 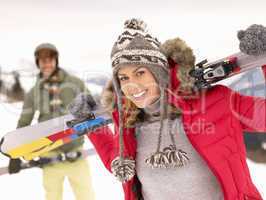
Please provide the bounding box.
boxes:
[37,67,66,86]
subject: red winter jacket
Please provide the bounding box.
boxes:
[88,67,266,200]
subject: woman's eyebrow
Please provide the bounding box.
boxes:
[118,66,145,76]
[118,73,127,76]
[133,66,145,73]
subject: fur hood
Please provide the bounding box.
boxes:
[101,37,196,113]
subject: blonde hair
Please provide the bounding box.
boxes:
[122,96,182,128]
[100,80,183,128]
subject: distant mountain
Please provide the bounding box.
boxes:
[85,76,109,87]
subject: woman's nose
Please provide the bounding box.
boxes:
[123,82,143,93]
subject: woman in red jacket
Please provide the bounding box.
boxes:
[70,19,266,200]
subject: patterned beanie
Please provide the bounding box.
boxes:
[111,18,169,87]
[110,19,189,183]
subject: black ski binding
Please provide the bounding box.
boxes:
[66,113,96,128]
[189,57,238,90]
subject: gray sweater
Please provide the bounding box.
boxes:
[135,115,224,200]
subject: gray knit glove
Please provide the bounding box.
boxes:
[68,93,97,119]
[238,24,266,56]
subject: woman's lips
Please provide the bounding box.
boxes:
[131,89,148,101]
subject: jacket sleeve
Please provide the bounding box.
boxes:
[17,90,35,128]
[80,79,89,93]
[228,86,266,132]
[72,75,90,94]
[87,125,118,172]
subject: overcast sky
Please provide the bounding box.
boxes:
[0,0,266,74]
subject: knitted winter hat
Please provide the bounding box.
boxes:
[111,18,170,88]
[110,18,190,183]
[34,43,59,67]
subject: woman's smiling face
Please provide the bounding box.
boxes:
[117,65,160,108]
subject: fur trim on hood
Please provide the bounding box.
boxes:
[100,79,115,114]
[161,37,196,93]
[101,37,196,113]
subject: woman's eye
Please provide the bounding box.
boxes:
[136,70,145,77]
[119,76,128,81]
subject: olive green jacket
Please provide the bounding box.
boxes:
[17,68,88,153]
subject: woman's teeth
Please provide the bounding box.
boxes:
[132,90,147,98]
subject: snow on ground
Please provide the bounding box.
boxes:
[247,160,266,198]
[0,155,123,200]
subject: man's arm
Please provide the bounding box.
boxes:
[17,90,35,128]
[78,77,93,95]
[8,90,35,174]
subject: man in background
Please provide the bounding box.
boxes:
[8,43,95,200]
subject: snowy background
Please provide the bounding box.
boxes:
[1,0,266,199]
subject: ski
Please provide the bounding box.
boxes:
[0,107,112,160]
[190,52,266,89]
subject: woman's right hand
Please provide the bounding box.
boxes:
[68,93,97,119]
